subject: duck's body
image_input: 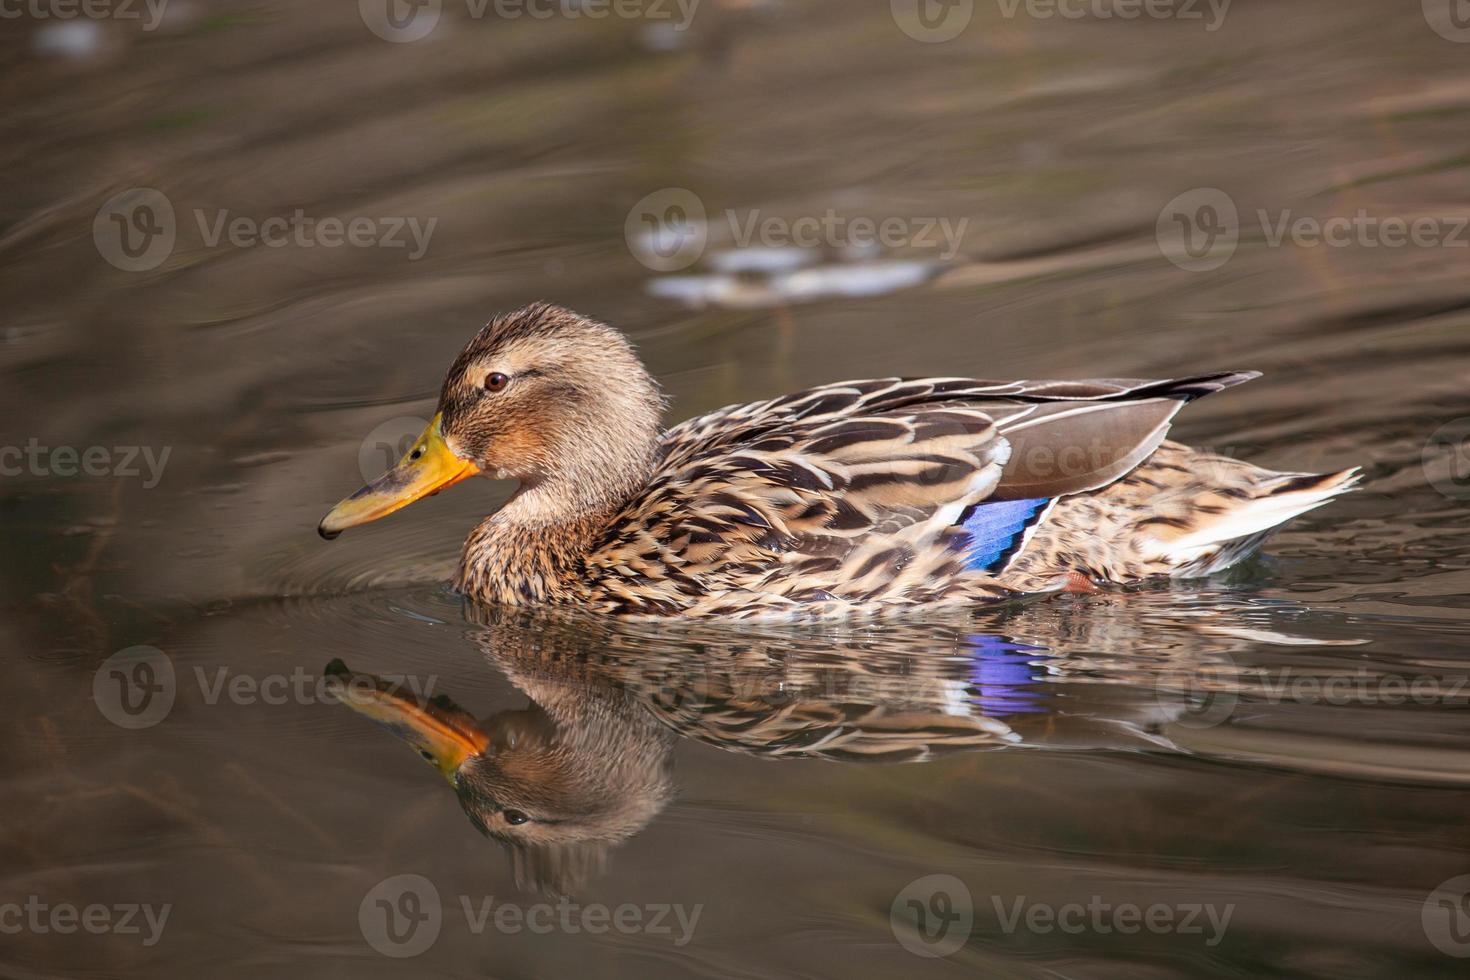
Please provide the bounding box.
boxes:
[320,305,1359,620]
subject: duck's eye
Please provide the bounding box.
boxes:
[502,809,530,826]
[484,372,510,392]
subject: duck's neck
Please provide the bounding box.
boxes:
[456,459,654,606]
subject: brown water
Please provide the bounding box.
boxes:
[6,0,1470,975]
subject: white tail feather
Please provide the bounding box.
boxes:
[1157,468,1362,571]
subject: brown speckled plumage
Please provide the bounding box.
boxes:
[375,305,1359,619]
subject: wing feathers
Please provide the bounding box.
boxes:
[991,399,1181,500]
[588,372,1254,615]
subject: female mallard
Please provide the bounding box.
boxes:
[319,303,1359,619]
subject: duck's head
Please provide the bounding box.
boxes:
[319,303,663,539]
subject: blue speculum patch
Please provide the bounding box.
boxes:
[960,497,1052,571]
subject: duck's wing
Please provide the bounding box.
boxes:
[584,374,1256,615]
[660,373,1256,495]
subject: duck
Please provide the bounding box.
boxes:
[318,303,1360,619]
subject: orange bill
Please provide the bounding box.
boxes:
[318,412,478,539]
[325,659,489,782]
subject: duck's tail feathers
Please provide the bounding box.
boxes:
[1123,370,1263,403]
[1161,466,1362,576]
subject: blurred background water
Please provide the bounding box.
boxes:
[5,0,1470,976]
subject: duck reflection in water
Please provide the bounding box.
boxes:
[327,605,1065,892]
[328,594,1358,893]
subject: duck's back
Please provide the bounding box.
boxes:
[575,374,1356,619]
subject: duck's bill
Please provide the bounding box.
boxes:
[318,412,478,539]
[325,659,489,782]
